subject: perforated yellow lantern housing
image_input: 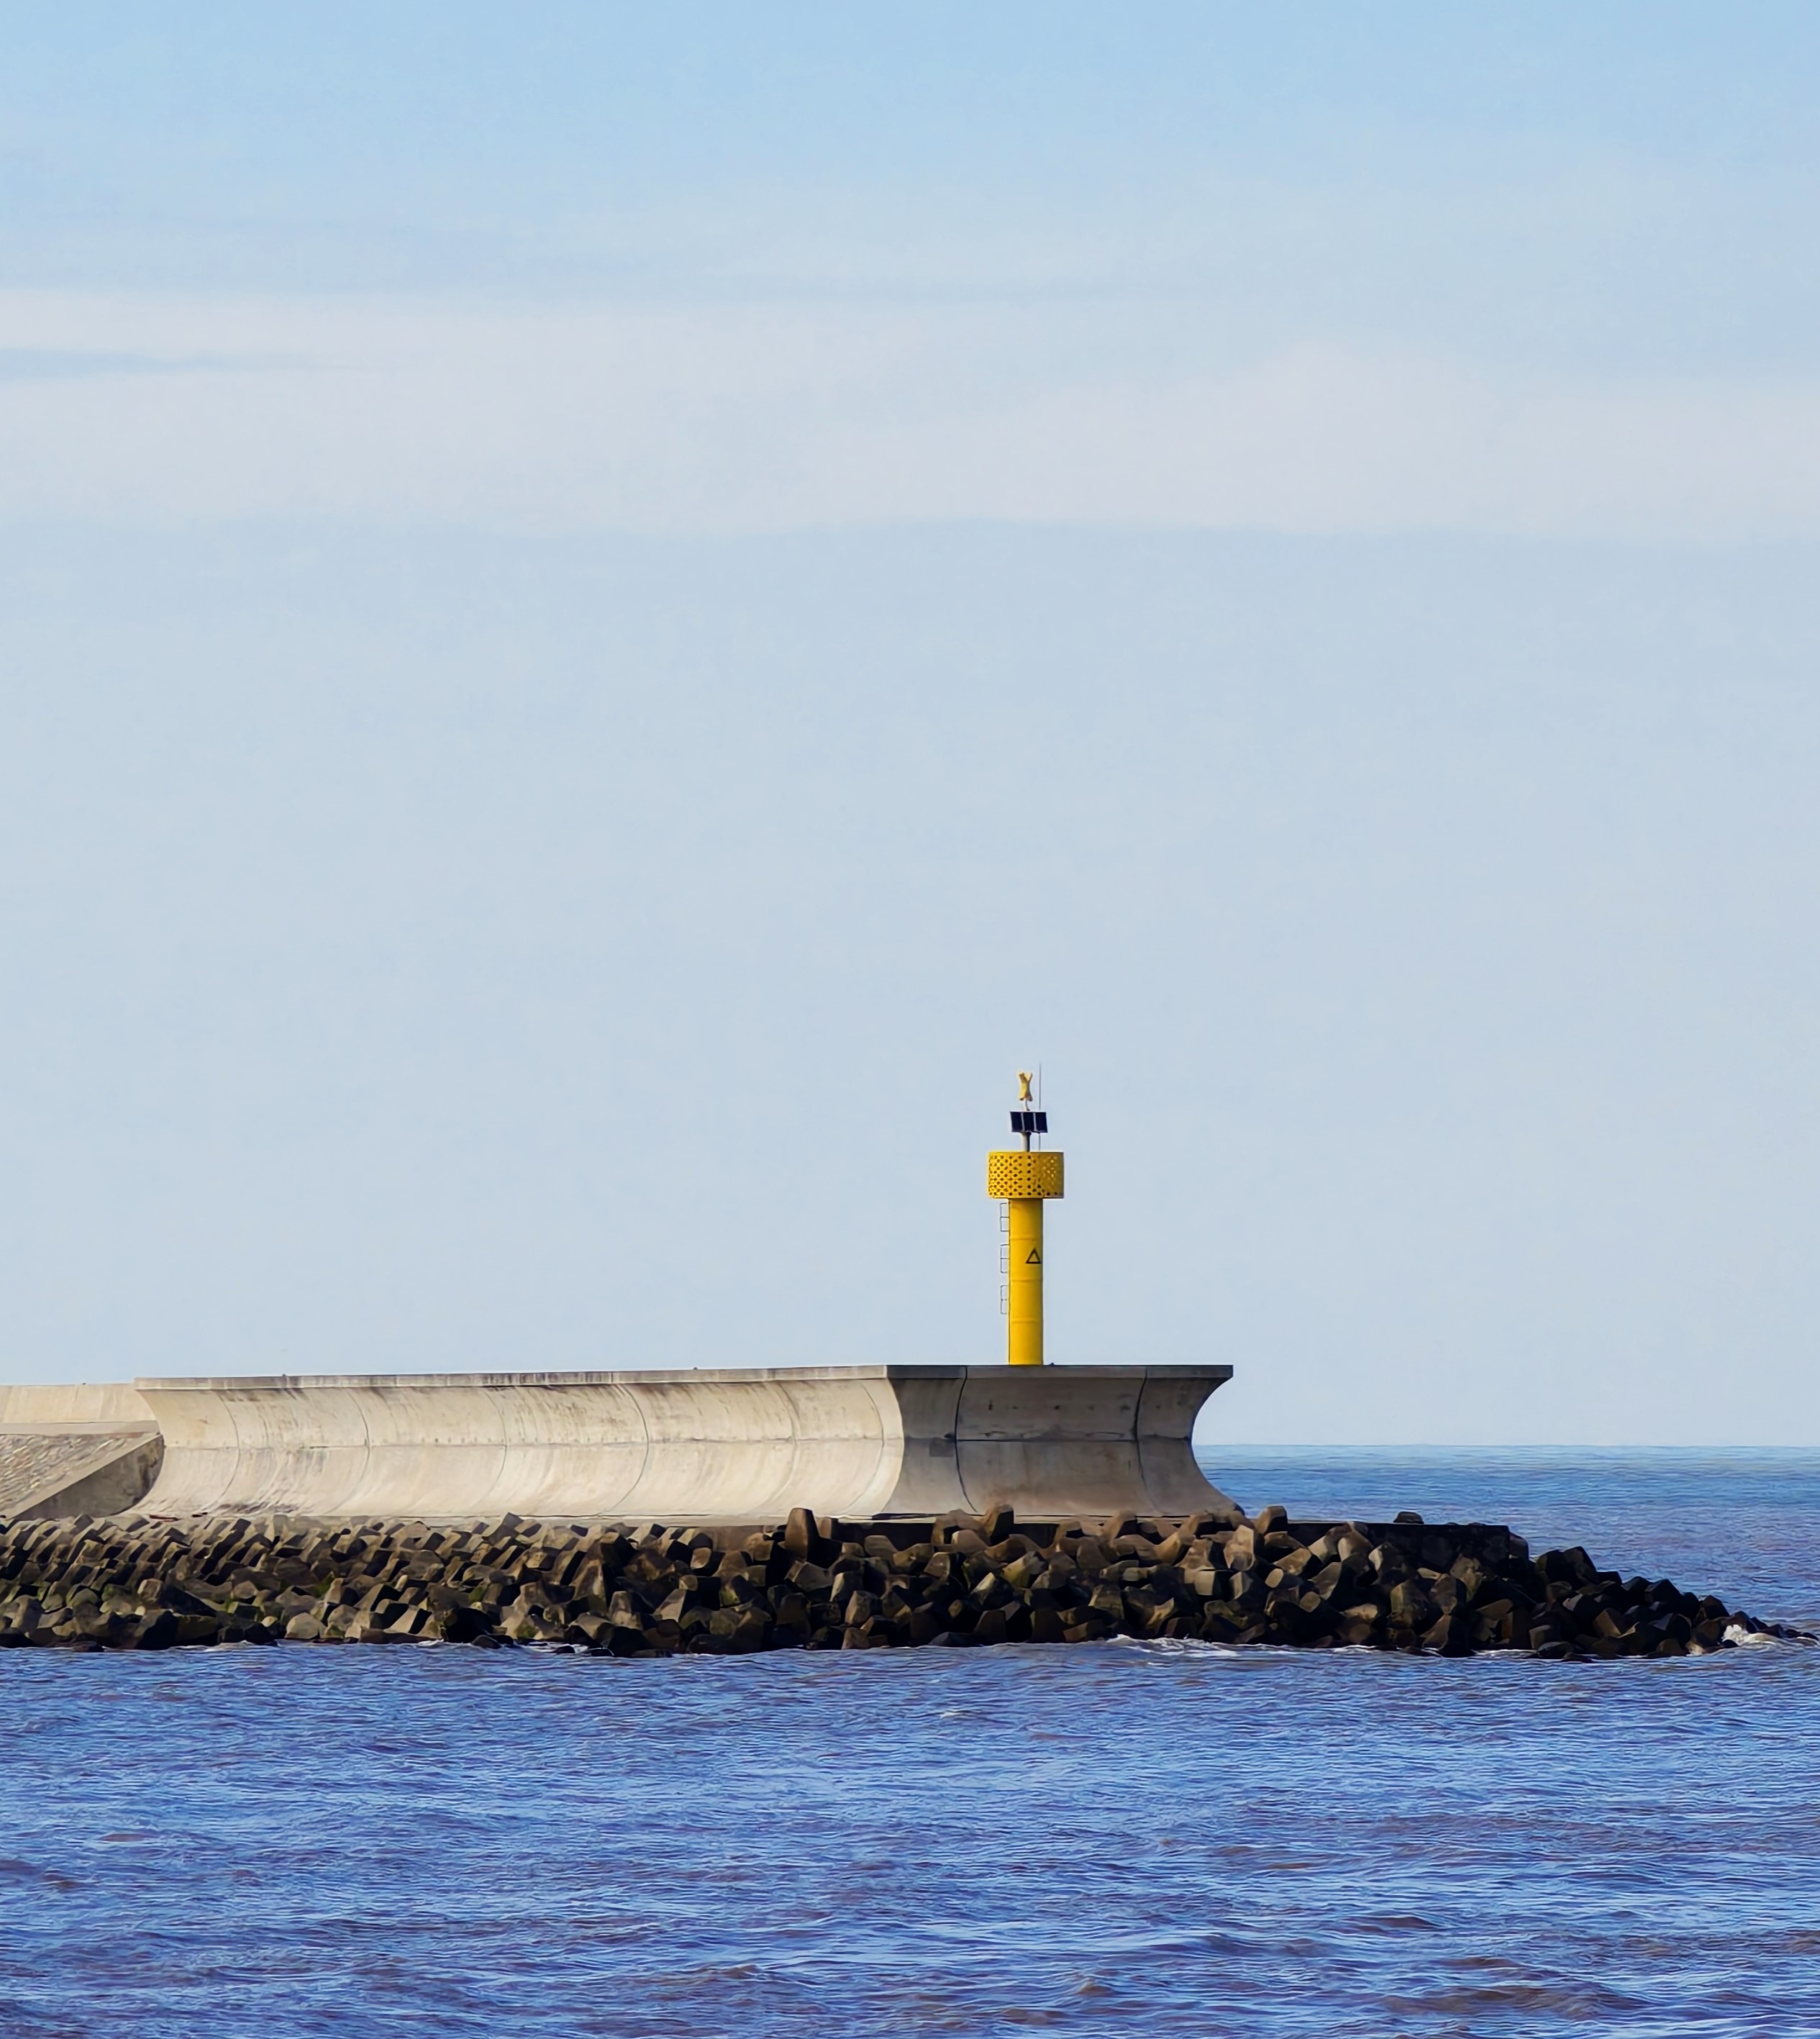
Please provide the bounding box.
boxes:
[986,1150,1065,1199]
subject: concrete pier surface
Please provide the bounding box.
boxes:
[122,1365,1235,1523]
[0,1386,163,1519]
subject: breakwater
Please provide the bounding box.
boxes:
[0,1502,1803,1656]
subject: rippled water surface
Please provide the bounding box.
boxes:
[1,1451,1816,2037]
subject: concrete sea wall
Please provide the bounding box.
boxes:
[132,1366,1236,1523]
[0,1385,163,1520]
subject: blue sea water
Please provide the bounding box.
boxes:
[1,1451,1816,2038]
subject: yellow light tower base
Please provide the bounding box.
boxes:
[988,1073,1064,1366]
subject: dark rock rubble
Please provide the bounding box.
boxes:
[0,1503,1806,1658]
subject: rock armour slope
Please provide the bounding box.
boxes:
[0,1504,1808,1657]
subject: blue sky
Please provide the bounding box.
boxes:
[1,9,1817,1443]
[6,6,1820,533]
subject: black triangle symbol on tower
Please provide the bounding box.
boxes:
[1026,1248,1042,1264]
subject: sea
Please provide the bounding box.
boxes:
[0,1449,1816,2038]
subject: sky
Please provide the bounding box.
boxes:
[1,6,1818,1444]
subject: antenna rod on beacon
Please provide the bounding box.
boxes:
[987,1071,1064,1366]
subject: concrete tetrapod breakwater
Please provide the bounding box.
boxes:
[0,1503,1806,1657]
[130,1366,1237,1523]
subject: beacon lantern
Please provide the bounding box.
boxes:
[988,1071,1064,1366]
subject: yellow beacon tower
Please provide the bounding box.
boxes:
[988,1072,1064,1366]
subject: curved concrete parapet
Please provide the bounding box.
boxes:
[132,1366,1237,1524]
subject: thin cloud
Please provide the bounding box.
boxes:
[1,290,1817,539]
[0,345,301,382]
